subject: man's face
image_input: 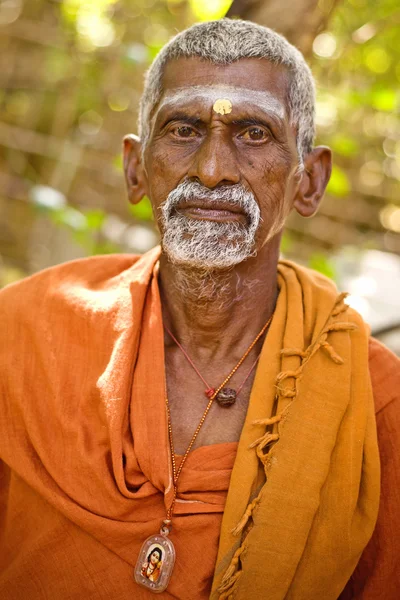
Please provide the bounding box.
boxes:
[143,57,300,269]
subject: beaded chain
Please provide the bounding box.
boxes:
[163,313,273,527]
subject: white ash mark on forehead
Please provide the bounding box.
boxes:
[159,85,286,119]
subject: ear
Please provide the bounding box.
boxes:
[123,134,147,205]
[293,146,332,217]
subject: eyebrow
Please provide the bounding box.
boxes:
[158,109,282,128]
[159,113,204,127]
[231,117,274,129]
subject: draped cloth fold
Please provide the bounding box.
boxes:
[211,261,380,600]
[0,248,230,599]
[0,249,380,600]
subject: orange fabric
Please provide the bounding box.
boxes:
[0,250,232,599]
[211,261,380,600]
[340,337,400,600]
[0,251,398,599]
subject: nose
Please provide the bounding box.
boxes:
[187,131,240,188]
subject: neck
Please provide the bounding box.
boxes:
[159,234,281,359]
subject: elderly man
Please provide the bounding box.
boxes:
[0,19,399,600]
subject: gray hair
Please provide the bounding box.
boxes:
[138,19,316,161]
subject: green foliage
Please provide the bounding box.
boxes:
[49,205,120,255]
[128,196,154,221]
[370,88,397,112]
[326,165,351,197]
[280,232,292,254]
[330,133,360,158]
[3,0,399,274]
[313,0,400,209]
[308,253,337,281]
[189,0,233,20]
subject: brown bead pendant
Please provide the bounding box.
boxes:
[215,387,237,407]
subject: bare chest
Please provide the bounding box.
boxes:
[165,353,256,455]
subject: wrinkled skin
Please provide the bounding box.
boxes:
[123,57,332,452]
[125,57,331,248]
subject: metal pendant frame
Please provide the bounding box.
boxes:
[134,533,176,593]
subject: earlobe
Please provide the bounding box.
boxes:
[123,134,148,205]
[293,146,332,218]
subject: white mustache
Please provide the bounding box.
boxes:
[161,180,260,227]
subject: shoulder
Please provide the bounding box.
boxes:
[0,250,161,321]
[369,337,400,415]
[0,253,141,305]
[345,339,400,597]
[369,337,400,482]
[0,251,160,359]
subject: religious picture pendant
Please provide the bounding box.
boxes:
[134,530,176,593]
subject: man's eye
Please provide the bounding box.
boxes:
[241,127,269,141]
[173,126,197,138]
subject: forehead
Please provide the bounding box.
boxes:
[160,57,290,113]
[159,86,286,119]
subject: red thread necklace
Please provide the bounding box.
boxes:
[164,314,272,407]
[134,313,273,593]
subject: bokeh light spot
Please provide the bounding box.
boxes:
[30,186,67,210]
[315,93,338,128]
[78,110,103,135]
[313,32,337,58]
[326,165,350,197]
[359,161,384,188]
[0,0,22,25]
[364,47,391,74]
[108,92,130,112]
[371,88,397,112]
[380,205,400,233]
[125,43,148,64]
[352,22,376,44]
[189,0,233,21]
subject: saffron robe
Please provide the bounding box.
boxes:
[0,249,398,599]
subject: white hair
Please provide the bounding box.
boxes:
[138,19,316,161]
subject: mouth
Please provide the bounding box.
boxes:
[174,200,247,223]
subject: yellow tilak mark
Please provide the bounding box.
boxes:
[213,98,233,115]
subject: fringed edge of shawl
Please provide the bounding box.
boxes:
[217,292,355,599]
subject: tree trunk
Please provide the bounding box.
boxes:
[226,0,341,56]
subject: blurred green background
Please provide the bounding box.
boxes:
[0,0,399,349]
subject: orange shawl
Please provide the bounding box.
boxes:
[0,249,380,600]
[0,248,228,599]
[211,260,380,599]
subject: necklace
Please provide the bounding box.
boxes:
[134,314,273,593]
[164,316,272,407]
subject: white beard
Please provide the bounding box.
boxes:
[160,180,261,270]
